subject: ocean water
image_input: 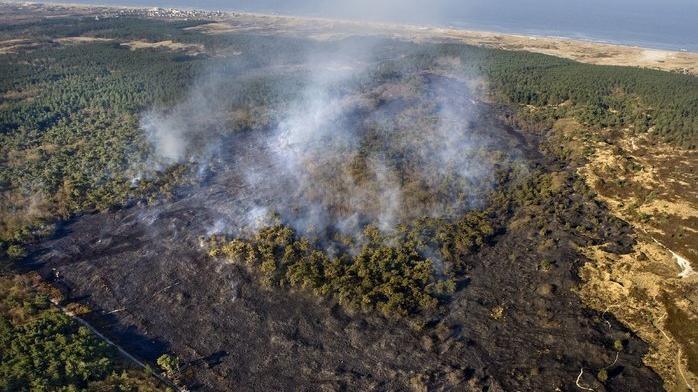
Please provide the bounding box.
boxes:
[47,0,698,51]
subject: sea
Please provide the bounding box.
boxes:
[45,0,698,52]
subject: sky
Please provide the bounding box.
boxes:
[45,0,698,50]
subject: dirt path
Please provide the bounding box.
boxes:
[50,299,181,392]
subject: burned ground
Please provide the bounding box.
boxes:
[25,104,663,390]
[2,15,685,390]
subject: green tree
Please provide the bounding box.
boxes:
[156,354,180,378]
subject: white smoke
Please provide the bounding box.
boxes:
[141,111,189,163]
[139,67,239,166]
[137,35,509,242]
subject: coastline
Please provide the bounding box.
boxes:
[5,0,697,75]
[28,0,698,52]
[193,10,698,75]
[3,1,698,75]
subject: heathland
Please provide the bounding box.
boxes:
[1,3,696,391]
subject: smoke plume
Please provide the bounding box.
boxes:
[138,34,510,244]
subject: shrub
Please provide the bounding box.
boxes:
[156,354,180,377]
[208,218,495,318]
[6,244,27,259]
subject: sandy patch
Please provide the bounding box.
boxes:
[54,36,113,44]
[641,49,671,62]
[121,40,204,54]
[186,22,235,33]
[639,199,698,219]
[674,251,695,279]
[0,38,45,54]
[579,239,698,391]
[1,36,115,54]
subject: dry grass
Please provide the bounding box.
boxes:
[54,36,113,44]
[121,40,204,54]
[0,36,202,55]
[0,38,47,54]
[578,242,697,391]
[575,124,698,391]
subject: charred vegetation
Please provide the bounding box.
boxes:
[2,12,696,392]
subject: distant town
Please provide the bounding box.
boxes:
[8,1,230,20]
[99,5,228,20]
